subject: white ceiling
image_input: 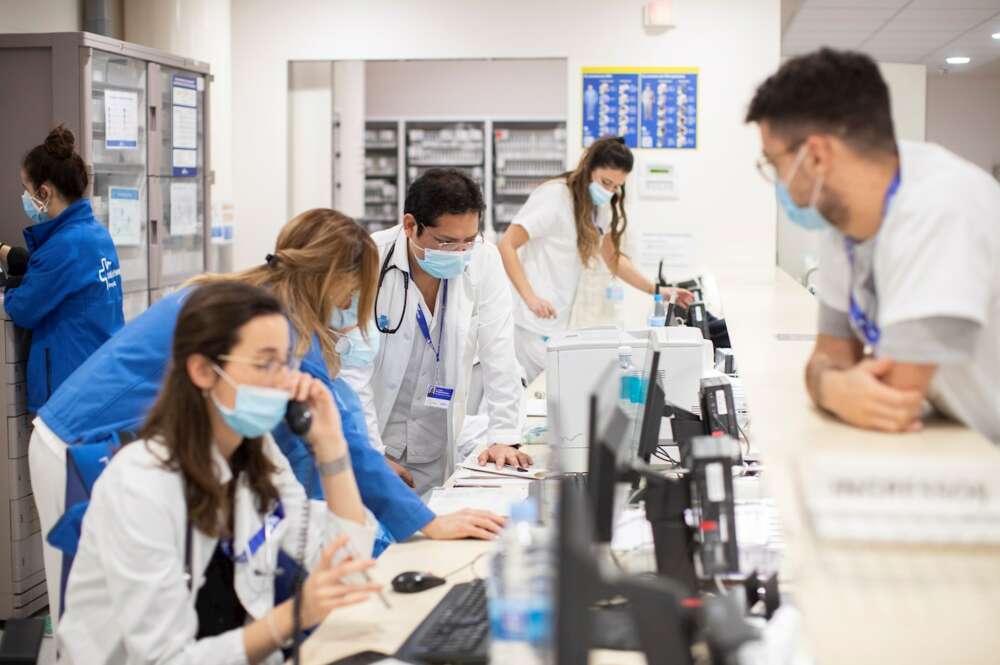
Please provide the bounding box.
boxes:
[782,0,1000,75]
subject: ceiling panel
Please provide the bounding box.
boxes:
[783,0,1000,74]
[889,8,997,31]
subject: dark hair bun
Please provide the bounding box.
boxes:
[44,125,76,160]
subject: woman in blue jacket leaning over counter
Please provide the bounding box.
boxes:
[4,125,124,412]
[29,208,505,625]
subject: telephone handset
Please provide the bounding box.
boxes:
[285,401,313,436]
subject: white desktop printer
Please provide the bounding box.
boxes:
[546,325,709,472]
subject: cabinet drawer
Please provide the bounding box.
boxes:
[4,320,28,364]
[7,415,31,459]
[7,455,32,499]
[10,494,40,541]
[6,381,27,417]
[2,362,25,385]
[11,531,44,581]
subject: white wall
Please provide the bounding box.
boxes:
[927,74,1000,175]
[333,60,366,220]
[365,58,567,119]
[231,0,782,305]
[124,0,233,232]
[776,61,927,287]
[0,0,81,32]
[288,61,334,217]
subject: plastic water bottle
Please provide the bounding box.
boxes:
[617,345,643,416]
[648,293,667,327]
[487,499,552,664]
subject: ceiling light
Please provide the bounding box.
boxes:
[945,56,971,65]
[992,32,1000,40]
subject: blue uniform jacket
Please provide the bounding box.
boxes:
[38,287,435,541]
[5,198,125,411]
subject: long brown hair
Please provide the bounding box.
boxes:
[559,136,634,266]
[137,282,285,537]
[188,209,379,375]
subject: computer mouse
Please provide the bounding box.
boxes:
[391,570,446,594]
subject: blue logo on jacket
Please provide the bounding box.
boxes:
[98,257,121,290]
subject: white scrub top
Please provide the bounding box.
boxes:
[509,179,611,336]
[382,280,449,466]
[58,436,376,665]
[816,140,1000,443]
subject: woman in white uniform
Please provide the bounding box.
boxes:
[498,136,693,382]
[58,282,380,665]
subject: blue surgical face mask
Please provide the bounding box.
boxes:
[589,181,614,207]
[776,146,829,231]
[333,321,381,368]
[412,240,473,279]
[21,190,48,224]
[330,292,359,330]
[210,365,290,438]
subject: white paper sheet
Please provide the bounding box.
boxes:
[169,182,198,236]
[172,148,197,170]
[104,89,138,149]
[427,487,529,517]
[172,106,197,150]
[108,187,141,246]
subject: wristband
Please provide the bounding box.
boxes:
[317,455,349,478]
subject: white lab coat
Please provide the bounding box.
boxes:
[57,436,376,665]
[341,227,523,484]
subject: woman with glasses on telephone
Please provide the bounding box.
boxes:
[340,169,530,500]
[58,282,381,664]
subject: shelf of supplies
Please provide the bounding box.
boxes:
[408,141,484,150]
[365,143,398,150]
[365,172,398,178]
[410,160,483,167]
[364,198,396,205]
[495,171,562,178]
[363,217,397,224]
[494,151,565,161]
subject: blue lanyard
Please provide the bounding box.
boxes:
[844,168,901,347]
[415,279,448,364]
[220,500,285,564]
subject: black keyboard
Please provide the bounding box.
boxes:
[396,579,490,664]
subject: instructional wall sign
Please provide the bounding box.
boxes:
[104,89,139,149]
[171,74,199,176]
[108,186,141,246]
[582,67,698,150]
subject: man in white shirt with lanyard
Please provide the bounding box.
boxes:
[745,48,1000,442]
[343,169,531,501]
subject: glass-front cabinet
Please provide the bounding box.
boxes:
[89,49,149,320]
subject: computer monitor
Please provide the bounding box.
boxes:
[626,350,666,465]
[587,381,630,544]
[555,477,697,665]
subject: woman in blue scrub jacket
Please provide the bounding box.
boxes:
[29,208,504,624]
[4,126,124,411]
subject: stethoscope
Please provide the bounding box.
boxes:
[374,235,410,335]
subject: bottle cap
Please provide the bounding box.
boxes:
[653,293,663,302]
[617,344,632,358]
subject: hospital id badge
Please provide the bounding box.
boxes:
[425,385,454,409]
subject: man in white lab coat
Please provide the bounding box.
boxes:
[342,169,531,496]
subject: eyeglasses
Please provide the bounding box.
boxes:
[217,354,300,376]
[754,141,804,185]
[423,233,484,253]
